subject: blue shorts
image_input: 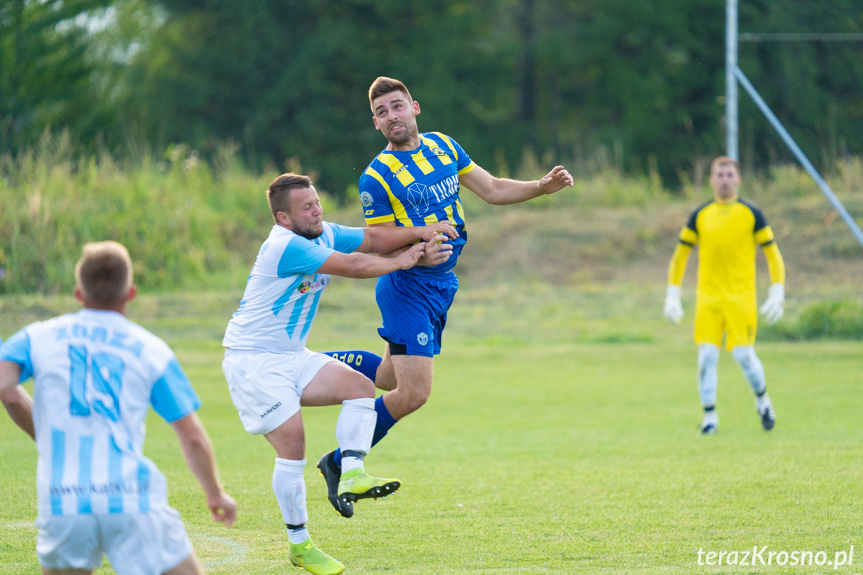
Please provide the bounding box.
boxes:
[375,270,459,357]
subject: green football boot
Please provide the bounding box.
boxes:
[337,468,401,503]
[289,537,345,575]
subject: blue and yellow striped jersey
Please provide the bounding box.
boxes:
[358,132,476,275]
[677,198,776,301]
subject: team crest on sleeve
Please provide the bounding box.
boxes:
[360,192,373,207]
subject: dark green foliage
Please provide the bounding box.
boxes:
[0,0,115,156]
[2,0,862,197]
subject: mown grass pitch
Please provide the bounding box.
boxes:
[1,285,861,574]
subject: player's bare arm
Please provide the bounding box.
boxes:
[0,361,34,440]
[316,236,450,278]
[358,220,458,255]
[0,384,35,440]
[0,360,20,397]
[172,413,237,526]
[460,164,574,205]
[366,220,457,267]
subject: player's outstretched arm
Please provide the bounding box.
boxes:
[460,164,574,205]
[0,361,34,440]
[171,413,237,527]
[317,235,451,278]
[359,220,458,256]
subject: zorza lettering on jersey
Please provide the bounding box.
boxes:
[0,309,200,521]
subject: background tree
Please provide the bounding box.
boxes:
[0,0,114,157]
[3,0,862,198]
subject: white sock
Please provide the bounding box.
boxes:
[341,455,364,474]
[756,392,772,411]
[697,344,720,408]
[288,527,309,545]
[336,398,375,474]
[731,346,766,396]
[702,410,718,425]
[272,458,308,529]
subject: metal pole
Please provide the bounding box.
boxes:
[735,68,863,249]
[726,0,738,160]
[725,0,740,160]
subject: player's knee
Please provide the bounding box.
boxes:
[401,387,430,414]
[697,344,720,369]
[731,345,756,368]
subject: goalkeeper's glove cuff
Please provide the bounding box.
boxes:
[664,285,684,325]
[760,283,785,325]
[768,283,785,302]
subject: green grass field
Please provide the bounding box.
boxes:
[1,281,861,575]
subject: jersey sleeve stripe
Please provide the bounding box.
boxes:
[679,227,698,245]
[457,162,476,175]
[754,226,775,245]
[365,214,396,225]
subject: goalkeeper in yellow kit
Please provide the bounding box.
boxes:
[663,156,785,434]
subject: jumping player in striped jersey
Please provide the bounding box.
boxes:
[318,77,574,516]
[222,173,456,575]
[0,241,236,575]
[663,156,786,435]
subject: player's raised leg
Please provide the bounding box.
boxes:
[322,350,383,384]
[308,361,400,518]
[318,348,396,502]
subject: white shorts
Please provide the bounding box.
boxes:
[222,348,336,435]
[36,507,192,574]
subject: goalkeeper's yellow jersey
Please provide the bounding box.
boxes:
[668,197,784,302]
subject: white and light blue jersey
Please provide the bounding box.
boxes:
[0,309,200,522]
[222,222,365,353]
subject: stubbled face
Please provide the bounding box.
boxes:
[282,186,324,239]
[709,162,741,201]
[371,90,421,149]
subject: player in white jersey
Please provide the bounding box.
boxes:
[222,173,456,575]
[0,241,236,575]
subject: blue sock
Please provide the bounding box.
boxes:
[323,350,382,382]
[334,395,398,467]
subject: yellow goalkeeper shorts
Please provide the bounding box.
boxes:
[694,295,757,350]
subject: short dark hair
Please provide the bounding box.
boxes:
[369,77,412,111]
[74,241,133,305]
[267,173,312,222]
[711,156,741,175]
